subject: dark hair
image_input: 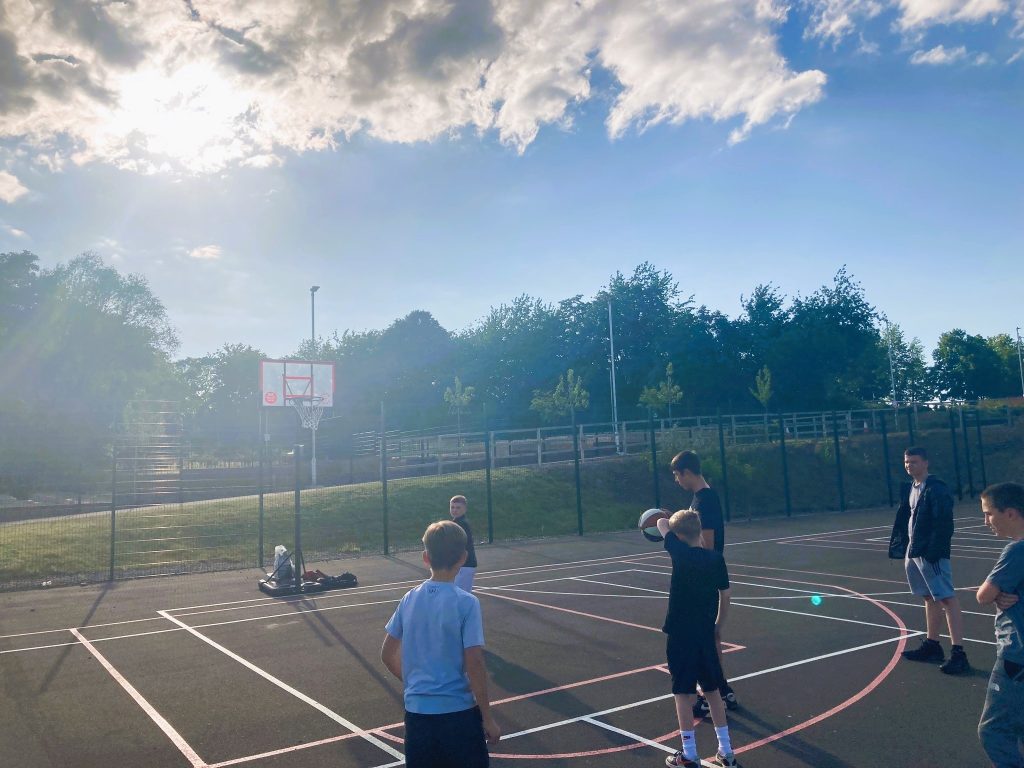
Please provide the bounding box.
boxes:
[981,482,1024,514]
[904,446,928,460]
[422,520,467,569]
[670,450,701,475]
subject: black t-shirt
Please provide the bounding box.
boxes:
[692,486,725,554]
[454,516,477,568]
[662,533,729,637]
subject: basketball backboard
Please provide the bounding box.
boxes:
[259,360,335,408]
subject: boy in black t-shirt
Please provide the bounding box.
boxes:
[450,495,478,592]
[656,510,740,768]
[671,451,737,714]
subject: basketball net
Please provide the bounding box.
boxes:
[290,396,325,431]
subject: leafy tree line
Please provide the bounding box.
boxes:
[1,252,1021,492]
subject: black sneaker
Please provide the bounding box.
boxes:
[902,638,944,663]
[722,689,739,710]
[692,694,710,718]
[708,752,741,767]
[665,752,700,768]
[939,648,970,675]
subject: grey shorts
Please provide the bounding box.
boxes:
[905,556,955,600]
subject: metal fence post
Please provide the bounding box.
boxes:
[831,410,846,512]
[258,428,265,568]
[960,407,974,498]
[974,409,988,488]
[573,412,584,535]
[109,449,118,581]
[649,410,660,510]
[880,410,894,507]
[906,406,916,446]
[717,410,731,522]
[294,443,303,563]
[380,402,390,554]
[778,412,791,517]
[947,408,963,500]
[485,427,494,545]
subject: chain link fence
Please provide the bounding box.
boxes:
[1,402,1020,591]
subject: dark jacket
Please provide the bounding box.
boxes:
[888,475,954,562]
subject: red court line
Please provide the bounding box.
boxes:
[733,579,910,756]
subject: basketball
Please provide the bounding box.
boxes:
[639,508,669,542]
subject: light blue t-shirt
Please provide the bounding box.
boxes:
[385,579,485,714]
[987,539,1024,663]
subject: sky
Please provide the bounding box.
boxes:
[1,0,1022,361]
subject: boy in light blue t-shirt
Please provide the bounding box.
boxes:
[382,520,500,767]
[976,482,1024,768]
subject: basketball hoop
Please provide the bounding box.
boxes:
[290,395,325,431]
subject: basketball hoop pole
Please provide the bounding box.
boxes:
[310,286,320,486]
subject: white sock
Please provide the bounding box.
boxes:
[680,730,697,760]
[715,725,732,755]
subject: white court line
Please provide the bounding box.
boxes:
[0,615,164,641]
[157,610,405,761]
[779,541,1001,561]
[633,557,911,586]
[482,588,664,599]
[497,633,913,743]
[570,576,668,595]
[477,568,637,591]
[68,627,206,768]
[579,716,676,755]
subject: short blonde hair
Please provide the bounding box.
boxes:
[668,509,702,541]
[450,495,467,505]
[423,520,467,569]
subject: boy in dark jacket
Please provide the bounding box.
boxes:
[889,446,969,674]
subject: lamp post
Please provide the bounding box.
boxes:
[886,321,898,408]
[309,285,320,485]
[1017,326,1024,398]
[607,300,621,453]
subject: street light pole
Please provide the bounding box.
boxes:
[309,285,320,486]
[1016,326,1024,398]
[607,300,621,453]
[886,322,897,408]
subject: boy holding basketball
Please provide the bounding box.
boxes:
[450,495,478,592]
[656,509,740,768]
[381,520,500,767]
[975,482,1024,768]
[671,450,739,714]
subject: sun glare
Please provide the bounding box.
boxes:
[102,63,259,172]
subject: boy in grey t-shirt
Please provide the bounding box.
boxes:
[976,482,1024,768]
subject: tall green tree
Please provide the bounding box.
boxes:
[443,376,475,436]
[530,369,590,424]
[881,323,928,404]
[749,366,772,411]
[639,362,683,418]
[931,329,1009,400]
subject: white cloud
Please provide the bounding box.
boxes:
[896,0,1006,29]
[0,0,827,173]
[910,43,968,63]
[2,223,28,238]
[0,171,28,203]
[188,244,223,260]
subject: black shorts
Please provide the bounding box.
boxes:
[666,633,724,696]
[404,706,489,768]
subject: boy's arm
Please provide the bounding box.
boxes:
[701,528,716,551]
[716,587,730,630]
[976,580,1001,605]
[464,646,501,745]
[380,634,402,681]
[656,517,671,537]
